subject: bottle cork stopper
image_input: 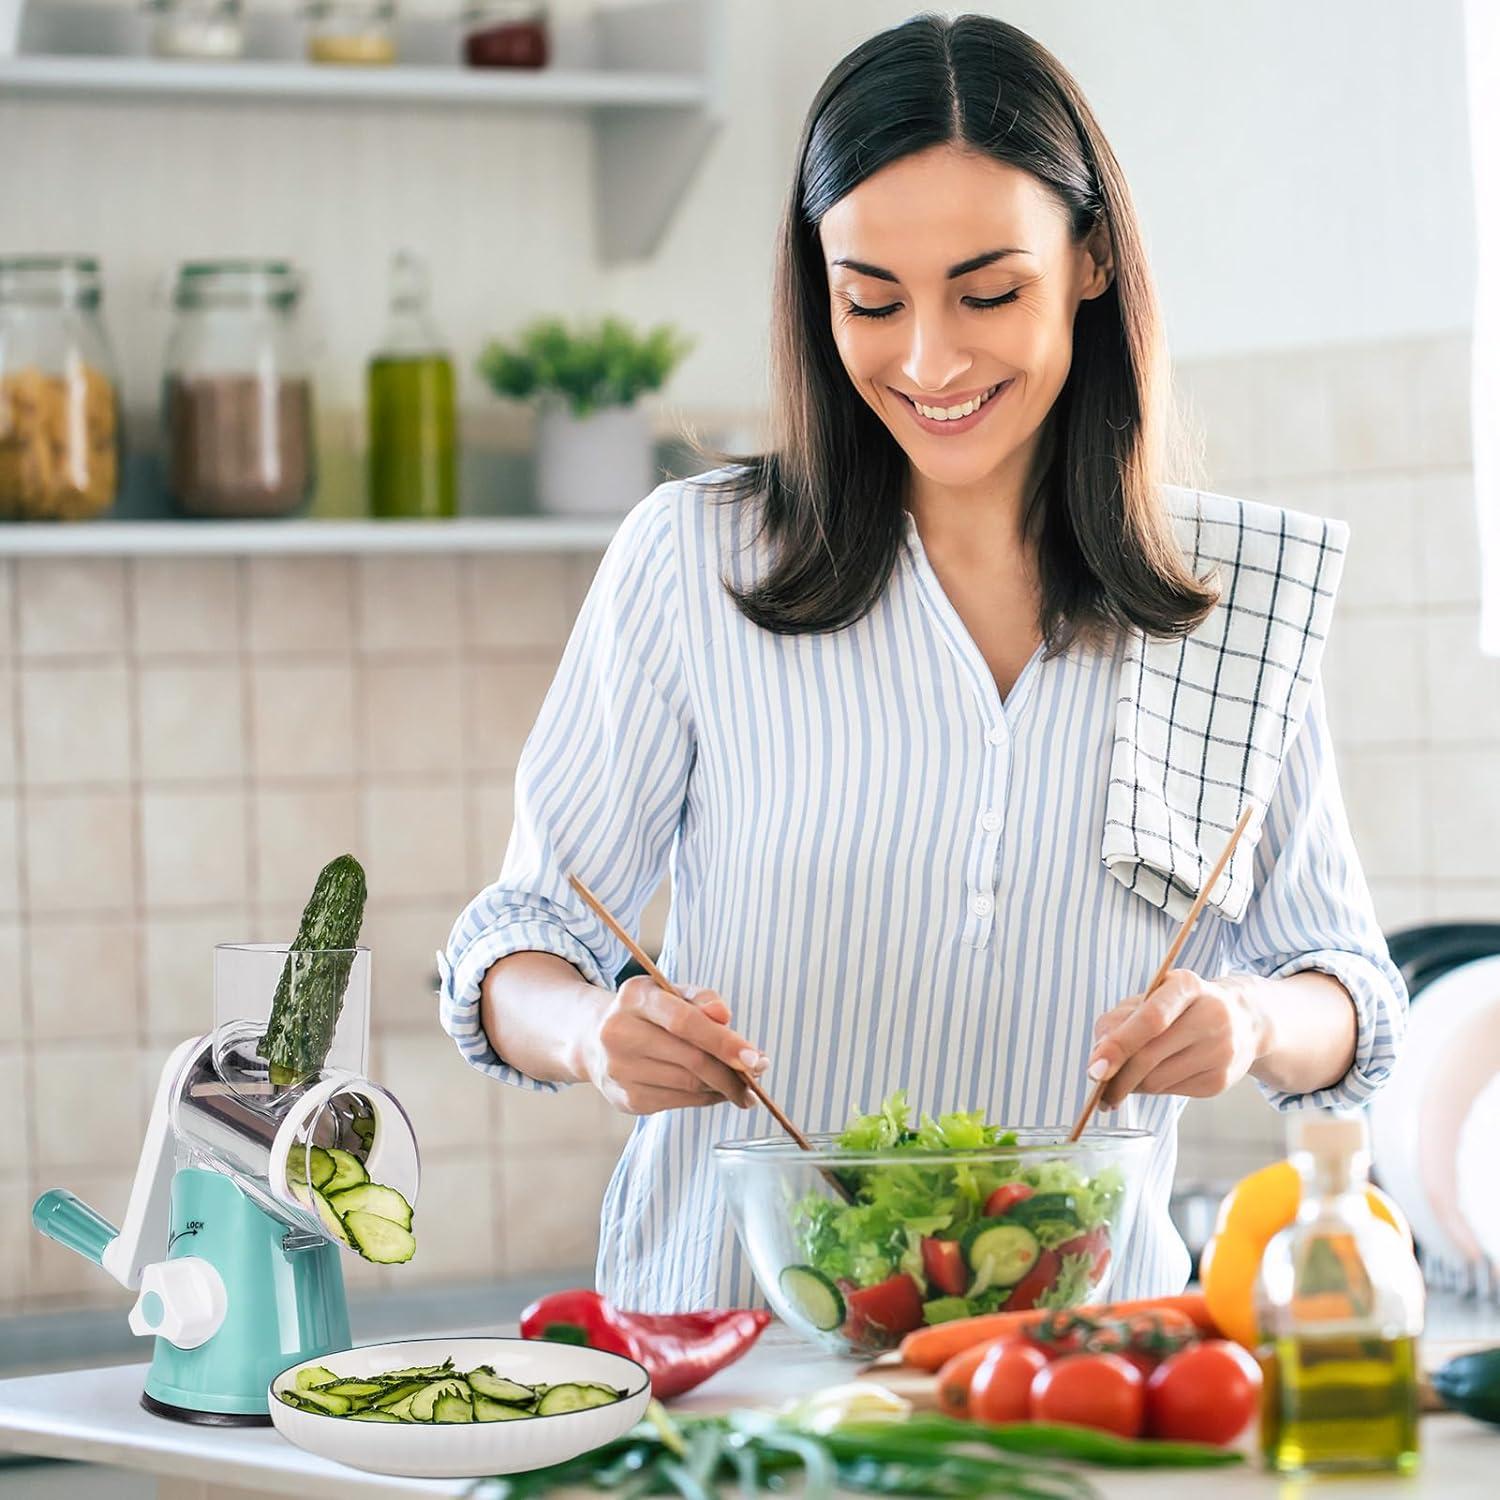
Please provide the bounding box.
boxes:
[1290,1110,1369,1161]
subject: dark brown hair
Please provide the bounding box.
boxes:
[685,11,1217,650]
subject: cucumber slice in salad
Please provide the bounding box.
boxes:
[779,1264,845,1332]
[962,1220,1041,1289]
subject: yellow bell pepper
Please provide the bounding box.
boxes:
[1199,1159,1412,1348]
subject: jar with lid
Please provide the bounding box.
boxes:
[462,0,548,69]
[0,256,120,521]
[305,0,397,66]
[142,0,245,60]
[162,261,316,519]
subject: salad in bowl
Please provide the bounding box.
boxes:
[715,1091,1153,1355]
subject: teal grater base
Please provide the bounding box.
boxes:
[141,1167,350,1423]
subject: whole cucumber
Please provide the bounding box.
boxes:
[1432,1348,1500,1427]
[258,853,368,1086]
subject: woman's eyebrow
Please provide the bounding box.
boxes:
[830,247,1030,282]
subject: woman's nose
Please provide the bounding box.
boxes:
[901,308,972,395]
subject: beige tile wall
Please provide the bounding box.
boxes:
[0,544,643,1314]
[1172,328,1485,1185]
[0,329,1482,1310]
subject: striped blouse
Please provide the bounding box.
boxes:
[439,468,1406,1311]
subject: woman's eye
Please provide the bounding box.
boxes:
[843,290,1020,320]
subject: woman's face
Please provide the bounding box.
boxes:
[820,144,1113,501]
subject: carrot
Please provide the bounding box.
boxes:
[899,1293,1218,1372]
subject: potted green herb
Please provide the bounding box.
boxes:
[478,315,694,517]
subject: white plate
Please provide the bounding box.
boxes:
[269,1337,652,1479]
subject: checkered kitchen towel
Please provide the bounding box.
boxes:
[1102,487,1349,924]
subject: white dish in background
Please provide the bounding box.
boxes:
[1370,955,1500,1269]
[269,1337,651,1480]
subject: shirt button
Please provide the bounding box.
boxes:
[986,725,1006,746]
[971,893,994,918]
[980,810,1002,833]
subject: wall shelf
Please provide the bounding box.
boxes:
[0,0,726,263]
[0,516,621,557]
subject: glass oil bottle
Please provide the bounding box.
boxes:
[367,250,456,518]
[1255,1111,1423,1475]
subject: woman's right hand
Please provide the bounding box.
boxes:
[583,975,770,1115]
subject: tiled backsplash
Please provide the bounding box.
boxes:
[0,328,1482,1313]
[0,544,641,1313]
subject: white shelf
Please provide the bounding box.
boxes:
[0,0,727,263]
[0,54,709,110]
[0,517,621,557]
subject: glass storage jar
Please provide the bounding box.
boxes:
[162,261,316,518]
[462,0,548,69]
[0,256,120,521]
[305,0,397,66]
[143,0,245,60]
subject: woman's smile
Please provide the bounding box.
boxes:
[892,377,1014,435]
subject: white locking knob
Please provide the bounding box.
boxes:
[128,1257,227,1349]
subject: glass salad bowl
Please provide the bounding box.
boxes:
[715,1122,1155,1357]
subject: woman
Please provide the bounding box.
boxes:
[440,13,1405,1310]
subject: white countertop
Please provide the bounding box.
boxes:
[1,1322,1497,1499]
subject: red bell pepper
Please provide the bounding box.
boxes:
[844,1272,926,1343]
[1057,1226,1112,1286]
[1005,1248,1061,1311]
[519,1289,770,1400]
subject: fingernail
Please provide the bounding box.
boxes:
[739,1048,768,1073]
[1087,1058,1110,1081]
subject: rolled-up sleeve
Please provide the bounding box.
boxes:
[1220,674,1408,1111]
[439,485,695,1091]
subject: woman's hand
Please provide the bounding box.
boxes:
[582,975,770,1116]
[1086,969,1269,1107]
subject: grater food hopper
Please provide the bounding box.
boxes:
[32,941,420,1424]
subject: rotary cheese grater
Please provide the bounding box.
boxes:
[32,942,420,1424]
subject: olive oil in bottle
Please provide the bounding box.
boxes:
[367,251,456,518]
[1255,1113,1423,1475]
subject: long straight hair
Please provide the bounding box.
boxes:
[687,11,1217,650]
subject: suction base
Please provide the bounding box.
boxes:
[140,1390,272,1427]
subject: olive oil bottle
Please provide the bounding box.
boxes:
[1255,1113,1423,1475]
[367,251,456,518]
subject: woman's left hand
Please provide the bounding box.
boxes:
[1087,969,1268,1107]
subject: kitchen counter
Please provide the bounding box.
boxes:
[1,1321,1497,1499]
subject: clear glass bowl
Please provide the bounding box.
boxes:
[714,1127,1156,1356]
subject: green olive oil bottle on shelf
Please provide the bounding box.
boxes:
[367,250,456,518]
[1255,1112,1423,1476]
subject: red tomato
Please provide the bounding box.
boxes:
[936,1340,1001,1419]
[1030,1352,1146,1438]
[1003,1249,1060,1311]
[921,1236,969,1297]
[1055,1226,1112,1285]
[1146,1340,1262,1445]
[843,1273,925,1343]
[983,1183,1036,1217]
[969,1339,1050,1424]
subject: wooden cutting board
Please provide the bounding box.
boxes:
[856,1338,1493,1414]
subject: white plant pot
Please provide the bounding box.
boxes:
[534,399,656,517]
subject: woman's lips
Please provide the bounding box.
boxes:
[895,380,1013,435]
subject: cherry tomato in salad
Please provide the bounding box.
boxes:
[1055,1226,1112,1286]
[921,1236,969,1297]
[843,1272,925,1345]
[983,1182,1036,1218]
[1146,1339,1262,1445]
[1003,1248,1060,1311]
[1030,1352,1146,1437]
[969,1339,1050,1424]
[936,1339,1001,1419]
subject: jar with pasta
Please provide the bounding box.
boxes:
[0,256,120,521]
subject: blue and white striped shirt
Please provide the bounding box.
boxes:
[440,468,1406,1311]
